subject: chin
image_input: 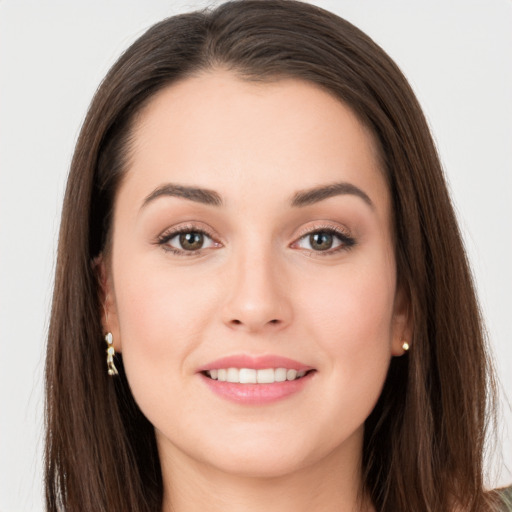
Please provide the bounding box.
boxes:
[203,447,312,480]
[188,426,348,480]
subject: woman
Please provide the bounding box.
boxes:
[44,1,510,510]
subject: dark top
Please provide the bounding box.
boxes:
[499,485,512,511]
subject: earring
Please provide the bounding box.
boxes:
[105,332,119,376]
[401,340,410,352]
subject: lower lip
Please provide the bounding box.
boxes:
[200,372,314,405]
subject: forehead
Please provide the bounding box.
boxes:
[121,69,389,215]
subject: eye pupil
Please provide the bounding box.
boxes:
[310,232,333,251]
[179,232,204,250]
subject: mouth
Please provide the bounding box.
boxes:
[198,355,316,404]
[202,367,314,384]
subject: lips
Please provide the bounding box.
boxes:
[198,354,315,404]
[198,354,313,373]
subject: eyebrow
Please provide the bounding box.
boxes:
[141,183,223,209]
[290,182,374,209]
[140,180,373,210]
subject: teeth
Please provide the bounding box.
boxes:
[257,368,275,384]
[226,368,239,383]
[286,369,297,380]
[274,368,287,382]
[239,368,257,384]
[206,367,309,384]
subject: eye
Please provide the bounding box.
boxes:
[293,228,355,254]
[157,227,220,255]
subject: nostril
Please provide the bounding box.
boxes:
[226,316,287,331]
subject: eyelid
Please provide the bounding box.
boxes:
[290,222,356,255]
[154,220,355,256]
[292,221,351,240]
[155,222,222,255]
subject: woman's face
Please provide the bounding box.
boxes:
[102,70,409,479]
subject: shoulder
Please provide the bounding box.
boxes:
[497,485,512,511]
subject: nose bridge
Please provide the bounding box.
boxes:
[222,236,291,332]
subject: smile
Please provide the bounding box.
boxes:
[199,355,316,404]
[204,368,310,384]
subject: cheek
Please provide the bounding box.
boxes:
[296,253,396,400]
[111,253,220,398]
[114,251,217,339]
[299,261,396,347]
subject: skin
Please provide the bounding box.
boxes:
[100,70,411,512]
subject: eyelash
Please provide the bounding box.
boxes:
[292,224,356,256]
[156,224,219,256]
[156,223,356,257]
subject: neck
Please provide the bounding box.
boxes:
[159,431,374,512]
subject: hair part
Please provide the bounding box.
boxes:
[45,1,499,510]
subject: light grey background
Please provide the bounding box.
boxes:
[1,1,511,510]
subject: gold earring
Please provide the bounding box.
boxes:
[105,332,119,376]
[401,340,410,352]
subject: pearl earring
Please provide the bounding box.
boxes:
[401,340,410,352]
[105,332,118,376]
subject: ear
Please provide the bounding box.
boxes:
[93,254,122,353]
[391,284,413,357]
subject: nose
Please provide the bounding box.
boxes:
[221,245,293,333]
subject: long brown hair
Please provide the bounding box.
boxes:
[45,1,500,510]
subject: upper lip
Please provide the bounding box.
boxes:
[198,354,313,373]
